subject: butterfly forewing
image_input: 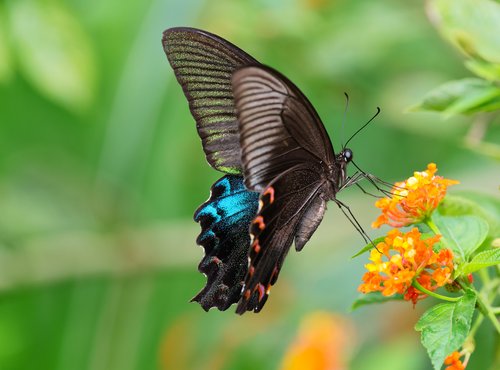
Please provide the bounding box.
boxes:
[232,66,335,191]
[163,27,259,174]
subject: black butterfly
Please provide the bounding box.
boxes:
[162,27,382,314]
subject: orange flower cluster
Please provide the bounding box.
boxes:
[358,228,454,304]
[372,163,459,228]
[444,351,465,370]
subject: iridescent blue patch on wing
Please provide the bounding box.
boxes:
[192,175,259,311]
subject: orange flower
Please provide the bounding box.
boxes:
[280,312,354,370]
[444,351,465,370]
[372,163,459,228]
[358,228,454,305]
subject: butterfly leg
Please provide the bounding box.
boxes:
[354,183,385,198]
[341,171,363,188]
[342,171,383,197]
[365,173,397,191]
[345,172,394,198]
[341,171,392,198]
[363,173,409,200]
[332,197,372,245]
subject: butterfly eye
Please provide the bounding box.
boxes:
[343,148,353,162]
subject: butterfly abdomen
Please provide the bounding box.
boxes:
[294,194,327,251]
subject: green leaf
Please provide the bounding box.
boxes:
[460,248,500,274]
[351,236,386,258]
[7,0,96,111]
[445,87,500,115]
[439,195,490,218]
[410,78,500,115]
[351,292,404,311]
[428,0,500,64]
[415,289,476,370]
[452,192,500,237]
[465,59,500,81]
[432,213,489,260]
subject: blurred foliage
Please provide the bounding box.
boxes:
[0,0,498,370]
[413,0,500,160]
[2,0,96,111]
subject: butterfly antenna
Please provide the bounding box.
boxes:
[344,107,381,148]
[340,92,349,148]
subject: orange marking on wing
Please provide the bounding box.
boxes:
[248,265,255,277]
[266,283,272,294]
[264,186,275,203]
[243,289,251,300]
[253,216,265,230]
[253,241,261,253]
[256,283,266,302]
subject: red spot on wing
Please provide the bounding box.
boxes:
[237,186,278,313]
[256,283,266,302]
[253,241,261,253]
[253,216,265,230]
[264,186,275,204]
[211,256,222,265]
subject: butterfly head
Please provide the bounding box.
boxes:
[340,148,353,163]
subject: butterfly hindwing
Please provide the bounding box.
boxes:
[193,175,259,311]
[163,28,259,174]
[236,165,328,313]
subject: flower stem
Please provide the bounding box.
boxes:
[478,268,490,286]
[469,314,484,338]
[412,280,461,302]
[426,217,441,236]
[460,279,500,335]
[475,293,500,335]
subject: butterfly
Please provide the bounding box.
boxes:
[162,27,383,314]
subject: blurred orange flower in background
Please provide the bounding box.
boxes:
[280,312,355,370]
[359,228,454,304]
[372,163,459,228]
[444,351,466,370]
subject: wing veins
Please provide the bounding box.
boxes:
[245,146,302,166]
[167,39,251,65]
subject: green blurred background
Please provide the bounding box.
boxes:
[0,0,498,369]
